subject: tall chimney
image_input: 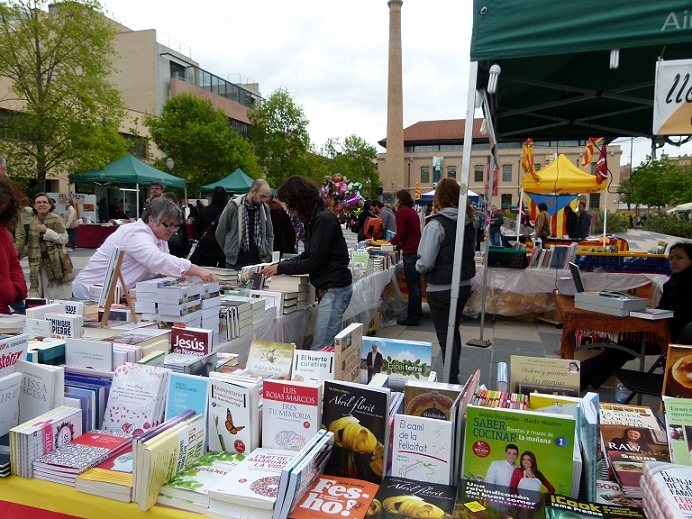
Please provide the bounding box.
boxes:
[386,0,404,194]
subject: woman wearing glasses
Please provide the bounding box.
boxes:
[73,197,217,300]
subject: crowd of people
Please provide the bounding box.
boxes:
[2,156,691,385]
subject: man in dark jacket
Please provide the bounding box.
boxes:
[262,176,352,350]
[390,189,422,326]
[195,186,227,267]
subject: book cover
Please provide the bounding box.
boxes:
[262,379,322,451]
[629,308,674,320]
[15,359,65,424]
[207,448,297,509]
[403,380,462,421]
[170,326,214,356]
[157,450,245,510]
[102,363,169,437]
[75,442,134,502]
[322,380,390,484]
[65,337,114,371]
[509,355,581,396]
[0,333,28,378]
[291,350,335,384]
[247,340,296,379]
[164,372,210,421]
[45,312,83,339]
[596,478,643,508]
[360,337,432,391]
[643,461,692,518]
[454,478,546,519]
[288,475,379,519]
[599,403,662,429]
[0,372,21,437]
[207,376,260,454]
[391,413,454,485]
[662,344,692,399]
[544,493,646,518]
[28,337,66,365]
[333,322,363,383]
[367,476,457,519]
[461,404,578,498]
[664,396,692,465]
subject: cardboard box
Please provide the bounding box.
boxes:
[574,292,646,317]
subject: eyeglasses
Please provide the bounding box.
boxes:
[160,222,180,231]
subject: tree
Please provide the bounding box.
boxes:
[144,93,261,192]
[318,135,380,198]
[248,88,311,186]
[622,155,692,210]
[0,0,127,191]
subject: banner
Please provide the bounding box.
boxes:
[432,156,443,183]
[654,59,692,136]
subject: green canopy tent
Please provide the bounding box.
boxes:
[69,154,187,218]
[440,1,692,376]
[200,168,255,194]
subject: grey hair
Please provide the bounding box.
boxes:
[141,197,182,225]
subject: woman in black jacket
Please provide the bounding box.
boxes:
[262,176,352,350]
[658,242,692,343]
[194,187,228,267]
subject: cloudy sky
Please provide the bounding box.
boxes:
[103,0,691,166]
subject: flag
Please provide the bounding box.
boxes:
[414,181,420,200]
[487,163,499,196]
[521,138,540,182]
[581,137,603,166]
[595,141,608,184]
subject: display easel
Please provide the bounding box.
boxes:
[99,248,137,327]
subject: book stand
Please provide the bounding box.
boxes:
[99,248,137,327]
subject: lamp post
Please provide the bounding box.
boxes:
[408,156,413,190]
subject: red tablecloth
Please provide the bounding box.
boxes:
[75,225,117,248]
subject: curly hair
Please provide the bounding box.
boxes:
[432,178,460,214]
[0,176,26,229]
[275,176,325,221]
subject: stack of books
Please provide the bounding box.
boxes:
[199,281,221,343]
[164,351,217,376]
[219,295,255,340]
[642,461,692,518]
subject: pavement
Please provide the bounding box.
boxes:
[21,225,686,406]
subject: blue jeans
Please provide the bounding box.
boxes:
[226,262,249,270]
[402,254,422,322]
[489,232,501,246]
[67,228,76,249]
[311,285,353,350]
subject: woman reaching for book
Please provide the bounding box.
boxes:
[509,451,554,494]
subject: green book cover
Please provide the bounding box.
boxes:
[462,404,578,498]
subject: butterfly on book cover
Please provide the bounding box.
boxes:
[225,408,245,435]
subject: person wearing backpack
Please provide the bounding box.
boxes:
[356,200,376,241]
[363,213,384,240]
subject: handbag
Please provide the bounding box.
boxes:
[62,250,75,281]
[187,214,222,263]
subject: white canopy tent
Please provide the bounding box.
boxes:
[666,202,692,214]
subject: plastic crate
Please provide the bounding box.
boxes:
[487,247,528,269]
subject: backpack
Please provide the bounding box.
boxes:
[363,216,384,240]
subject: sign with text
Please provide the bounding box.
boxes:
[654,59,692,135]
[509,355,581,396]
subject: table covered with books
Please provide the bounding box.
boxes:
[552,291,671,359]
[464,266,669,317]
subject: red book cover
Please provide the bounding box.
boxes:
[170,326,213,356]
[288,476,379,519]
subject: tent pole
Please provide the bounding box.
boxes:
[516,188,524,241]
[603,188,608,244]
[136,183,140,220]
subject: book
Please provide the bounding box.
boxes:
[629,308,674,320]
[15,359,65,424]
[170,325,214,356]
[332,322,363,383]
[0,333,28,377]
[322,379,391,484]
[247,340,297,380]
[403,380,462,421]
[32,429,130,485]
[287,475,379,519]
[367,476,457,519]
[164,372,210,421]
[663,396,692,465]
[454,478,546,518]
[509,355,581,396]
[291,350,335,384]
[27,337,66,365]
[207,374,261,454]
[74,442,134,502]
[157,450,246,513]
[262,379,322,451]
[461,404,580,498]
[65,337,114,371]
[599,402,662,429]
[391,413,455,485]
[45,312,83,339]
[207,448,297,511]
[265,274,310,292]
[102,363,169,437]
[580,391,602,503]
[164,351,217,376]
[662,344,692,399]
[642,461,692,518]
[360,336,433,391]
[544,493,646,518]
[0,372,21,437]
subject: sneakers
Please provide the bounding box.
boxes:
[397,318,420,326]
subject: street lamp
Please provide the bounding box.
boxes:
[408,156,413,190]
[166,157,174,172]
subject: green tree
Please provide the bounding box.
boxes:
[144,93,261,192]
[318,135,379,198]
[0,0,127,191]
[248,88,311,186]
[623,155,691,210]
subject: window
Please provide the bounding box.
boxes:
[589,194,600,209]
[535,163,542,171]
[502,164,512,182]
[474,165,484,182]
[590,162,597,175]
[420,166,430,184]
[501,194,512,208]
[447,165,457,178]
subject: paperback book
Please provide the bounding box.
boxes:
[454,478,546,519]
[0,372,21,437]
[207,374,261,454]
[332,322,363,383]
[662,344,692,399]
[291,350,335,384]
[288,475,379,519]
[15,359,65,424]
[246,340,297,379]
[367,476,457,519]
[0,333,28,378]
[322,380,390,484]
[509,355,581,396]
[74,442,134,502]
[262,379,322,451]
[663,395,692,465]
[642,461,692,518]
[360,336,433,391]
[544,493,646,518]
[164,372,210,421]
[403,380,462,421]
[170,325,214,356]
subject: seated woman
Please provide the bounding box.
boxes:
[73,197,217,300]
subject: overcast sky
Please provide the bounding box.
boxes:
[103,0,692,167]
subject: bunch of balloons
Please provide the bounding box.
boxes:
[321,174,364,213]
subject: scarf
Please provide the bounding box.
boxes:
[27,212,68,291]
[241,197,263,252]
